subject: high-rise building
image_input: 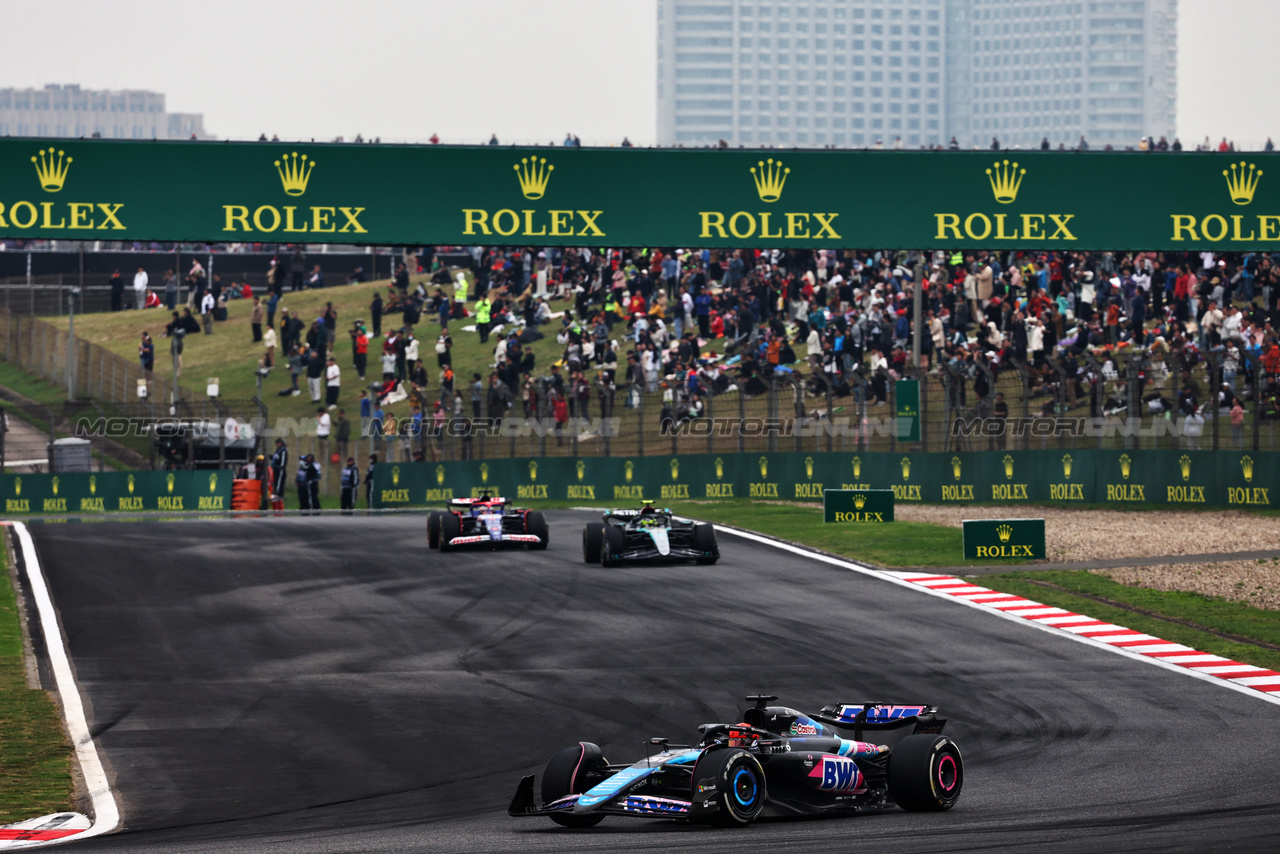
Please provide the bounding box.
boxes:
[658,0,949,148]
[657,0,1176,150]
[0,84,210,141]
[955,0,1176,150]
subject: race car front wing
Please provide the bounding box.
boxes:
[508,776,692,819]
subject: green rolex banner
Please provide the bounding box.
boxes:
[895,379,921,444]
[2,140,1278,249]
[0,470,230,514]
[962,519,1046,561]
[824,489,894,523]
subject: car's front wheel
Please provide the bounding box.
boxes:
[438,512,461,552]
[694,523,719,565]
[887,734,963,811]
[600,524,625,567]
[689,748,766,827]
[582,522,605,563]
[541,742,609,828]
[525,511,549,550]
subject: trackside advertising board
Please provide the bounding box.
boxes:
[0,470,230,514]
[1,140,1277,249]
[370,450,1276,511]
[823,489,895,523]
[962,519,1046,561]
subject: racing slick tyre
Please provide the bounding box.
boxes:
[582,522,605,564]
[541,742,610,828]
[887,735,963,812]
[694,523,719,565]
[525,511,549,550]
[438,512,461,553]
[600,524,625,567]
[427,512,442,549]
[689,748,767,827]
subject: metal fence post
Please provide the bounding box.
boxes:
[737,386,746,453]
[1254,360,1263,451]
[636,383,645,457]
[1210,354,1222,452]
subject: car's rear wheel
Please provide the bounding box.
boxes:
[427,512,442,549]
[600,524,625,567]
[887,735,963,811]
[694,523,719,565]
[541,742,609,828]
[689,748,766,827]
[525,511,549,550]
[582,522,605,563]
[438,512,461,552]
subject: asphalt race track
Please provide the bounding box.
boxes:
[23,513,1280,853]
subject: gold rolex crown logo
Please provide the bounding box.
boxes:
[576,459,586,481]
[852,456,862,478]
[1119,453,1132,480]
[1003,454,1014,480]
[854,493,867,510]
[758,456,768,478]
[986,159,1025,204]
[514,157,553,199]
[528,461,538,481]
[901,457,911,479]
[209,472,218,492]
[480,462,490,483]
[804,456,814,478]
[275,152,315,197]
[1179,454,1192,481]
[392,465,401,486]
[670,458,680,480]
[127,474,135,494]
[13,477,20,496]
[89,475,97,495]
[715,457,724,479]
[31,147,72,192]
[1241,455,1254,483]
[51,476,59,496]
[436,464,446,485]
[166,472,176,493]
[950,456,962,480]
[1062,454,1073,479]
[1224,161,1262,205]
[996,524,1013,543]
[624,460,634,482]
[750,158,790,203]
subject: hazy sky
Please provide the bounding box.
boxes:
[0,0,1274,147]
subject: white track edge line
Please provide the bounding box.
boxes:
[707,521,1280,709]
[11,522,120,844]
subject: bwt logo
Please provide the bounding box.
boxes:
[809,756,860,792]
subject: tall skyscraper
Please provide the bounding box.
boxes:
[657,0,1176,150]
[0,84,210,141]
[954,0,1176,149]
[658,0,949,148]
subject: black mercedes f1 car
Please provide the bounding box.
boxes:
[509,695,961,827]
[581,502,719,566]
[426,493,548,552]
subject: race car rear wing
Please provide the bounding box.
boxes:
[447,496,507,506]
[812,703,947,739]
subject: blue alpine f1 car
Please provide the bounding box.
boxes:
[509,695,962,827]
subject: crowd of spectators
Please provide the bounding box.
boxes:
[416,242,1280,452]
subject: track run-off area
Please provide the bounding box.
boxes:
[12,512,1280,853]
